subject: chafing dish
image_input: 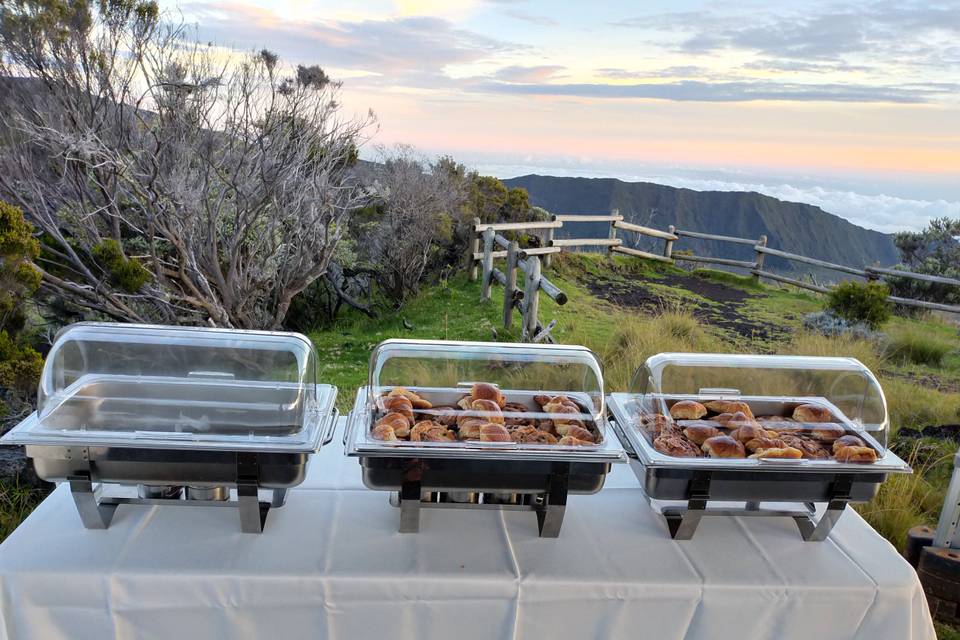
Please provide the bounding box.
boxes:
[607,353,911,540]
[2,323,338,533]
[344,339,627,537]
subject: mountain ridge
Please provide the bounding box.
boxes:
[503,174,899,274]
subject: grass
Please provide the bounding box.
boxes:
[0,479,45,540]
[885,325,956,367]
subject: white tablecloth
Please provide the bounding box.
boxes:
[0,420,935,640]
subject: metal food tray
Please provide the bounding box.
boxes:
[345,386,627,537]
[606,392,911,540]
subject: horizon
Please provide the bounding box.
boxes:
[166,0,959,233]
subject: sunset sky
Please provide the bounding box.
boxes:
[168,0,959,232]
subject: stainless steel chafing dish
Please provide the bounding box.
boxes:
[344,339,627,537]
[606,353,911,540]
[2,323,338,533]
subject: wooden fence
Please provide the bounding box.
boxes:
[468,213,960,317]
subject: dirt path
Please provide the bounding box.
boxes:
[582,271,792,342]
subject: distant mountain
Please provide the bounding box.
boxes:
[503,175,898,275]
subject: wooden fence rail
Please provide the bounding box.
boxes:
[466,213,960,316]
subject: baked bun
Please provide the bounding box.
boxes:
[378,394,414,420]
[374,411,410,438]
[479,423,511,442]
[729,423,767,444]
[705,400,754,419]
[388,387,432,409]
[419,405,459,427]
[638,413,673,436]
[457,415,487,440]
[670,400,707,420]
[371,423,398,441]
[714,411,759,428]
[682,423,721,445]
[745,436,786,454]
[410,420,455,442]
[832,434,865,454]
[702,435,745,458]
[503,402,532,426]
[793,404,832,423]
[810,423,844,443]
[564,424,596,443]
[778,434,830,459]
[558,435,594,446]
[510,426,558,445]
[750,447,803,459]
[470,399,504,423]
[543,396,580,414]
[654,431,701,457]
[471,383,506,408]
[834,445,877,463]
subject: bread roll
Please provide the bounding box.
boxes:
[375,412,410,438]
[729,423,767,444]
[457,416,487,440]
[682,423,721,445]
[371,423,398,441]
[479,423,511,442]
[388,387,432,409]
[745,436,786,454]
[750,447,803,459]
[832,434,865,454]
[705,400,754,418]
[834,445,877,463]
[701,435,745,458]
[653,431,701,457]
[792,404,832,423]
[714,411,759,428]
[810,423,844,443]
[471,382,505,408]
[378,394,414,420]
[469,398,504,424]
[670,400,707,420]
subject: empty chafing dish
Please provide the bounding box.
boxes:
[606,353,910,540]
[344,339,627,537]
[2,323,338,533]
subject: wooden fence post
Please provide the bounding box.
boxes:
[503,240,519,329]
[753,235,767,282]
[543,215,557,269]
[665,225,676,259]
[481,227,494,301]
[607,209,619,255]
[468,218,482,281]
[522,256,541,340]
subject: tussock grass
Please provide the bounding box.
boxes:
[0,479,44,541]
[784,331,886,374]
[881,378,960,433]
[884,326,955,367]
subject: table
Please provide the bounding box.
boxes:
[0,420,935,640]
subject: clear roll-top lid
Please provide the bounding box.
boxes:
[366,339,606,447]
[19,322,335,451]
[631,353,888,452]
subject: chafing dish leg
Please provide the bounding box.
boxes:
[398,480,422,533]
[797,476,853,542]
[665,471,711,540]
[68,473,118,530]
[236,452,268,533]
[271,488,287,508]
[536,463,569,538]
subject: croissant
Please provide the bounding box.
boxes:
[728,423,767,444]
[705,400,754,419]
[503,402,533,426]
[457,416,487,440]
[410,420,455,442]
[744,436,786,454]
[479,423,511,442]
[793,403,832,423]
[388,387,432,409]
[832,434,866,454]
[653,431,701,457]
[749,447,803,459]
[778,433,830,459]
[563,424,596,443]
[378,395,414,420]
[417,405,459,427]
[371,423,398,441]
[834,445,877,463]
[470,383,505,408]
[558,435,594,446]
[469,398,504,424]
[810,423,844,443]
[376,411,411,438]
[670,400,707,420]
[639,413,673,436]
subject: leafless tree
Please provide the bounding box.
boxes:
[0,0,374,328]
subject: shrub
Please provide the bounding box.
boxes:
[826,280,892,329]
[801,310,881,341]
[0,331,42,398]
[91,239,151,293]
[884,328,954,367]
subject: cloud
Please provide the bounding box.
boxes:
[741,59,875,74]
[471,79,954,103]
[595,66,715,79]
[493,64,566,83]
[501,9,557,26]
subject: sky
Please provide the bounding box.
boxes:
[168,0,960,232]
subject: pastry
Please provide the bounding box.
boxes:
[558,435,594,446]
[705,400,754,419]
[378,394,414,420]
[728,422,767,444]
[681,422,721,445]
[418,405,459,427]
[388,387,432,409]
[471,382,506,408]
[410,420,455,442]
[832,434,866,454]
[374,412,410,438]
[702,435,745,458]
[778,433,830,459]
[503,402,533,426]
[371,423,399,441]
[750,447,803,459]
[638,413,673,436]
[564,424,596,443]
[792,404,832,423]
[670,400,707,420]
[744,436,786,454]
[834,446,877,463]
[654,431,702,457]
[714,411,759,428]
[479,423,511,442]
[469,399,504,424]
[457,415,487,440]
[543,396,581,414]
[809,423,844,443]
[510,426,559,445]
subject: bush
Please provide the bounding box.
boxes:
[826,280,892,329]
[884,328,954,367]
[91,239,151,293]
[0,331,42,398]
[801,310,881,341]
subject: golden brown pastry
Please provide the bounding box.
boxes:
[654,431,702,457]
[543,396,580,414]
[682,423,721,445]
[469,399,504,424]
[471,383,506,408]
[503,402,533,426]
[705,400,754,419]
[832,434,866,454]
[538,419,558,436]
[750,447,803,460]
[457,395,474,410]
[374,412,410,438]
[564,424,596,443]
[558,435,594,446]
[728,423,767,444]
[834,446,877,463]
[778,433,830,459]
[670,400,707,420]
[410,420,456,442]
[809,423,844,443]
[702,435,745,458]
[388,387,432,409]
[714,411,759,428]
[744,436,786,454]
[793,404,832,423]
[479,423,511,442]
[378,394,414,420]
[457,415,487,440]
[510,426,559,445]
[418,405,459,427]
[371,423,399,441]
[638,413,673,436]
